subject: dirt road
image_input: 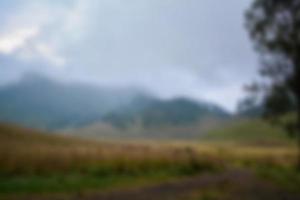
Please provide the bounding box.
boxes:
[71,170,300,200]
[20,170,300,200]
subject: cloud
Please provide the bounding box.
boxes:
[35,43,66,67]
[0,1,70,68]
[0,27,39,54]
[0,0,259,112]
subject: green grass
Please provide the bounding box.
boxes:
[0,160,215,196]
[203,119,292,145]
[256,166,300,192]
[0,169,192,195]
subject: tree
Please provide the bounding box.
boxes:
[245,0,300,168]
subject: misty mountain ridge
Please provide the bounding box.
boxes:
[102,97,229,128]
[0,73,230,130]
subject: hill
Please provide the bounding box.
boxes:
[0,74,229,131]
[63,117,228,139]
[103,97,229,128]
[202,118,292,145]
[0,74,146,129]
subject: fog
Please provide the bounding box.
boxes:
[0,0,258,112]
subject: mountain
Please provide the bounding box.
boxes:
[0,73,230,131]
[102,97,230,128]
[0,74,141,129]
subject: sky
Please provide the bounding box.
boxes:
[0,0,259,112]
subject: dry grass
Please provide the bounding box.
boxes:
[0,124,222,176]
[0,123,297,176]
[0,123,298,198]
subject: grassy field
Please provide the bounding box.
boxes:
[0,122,299,200]
[0,123,221,197]
[202,118,292,143]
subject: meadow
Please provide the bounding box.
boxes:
[0,121,299,200]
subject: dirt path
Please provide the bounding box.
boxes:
[21,170,300,200]
[71,170,299,200]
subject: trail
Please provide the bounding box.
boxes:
[70,170,299,200]
[22,170,300,200]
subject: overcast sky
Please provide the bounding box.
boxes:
[0,0,259,112]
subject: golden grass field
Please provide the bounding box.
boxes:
[0,122,299,200]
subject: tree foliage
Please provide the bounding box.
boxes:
[246,0,300,167]
[246,0,299,127]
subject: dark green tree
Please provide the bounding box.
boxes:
[246,0,300,168]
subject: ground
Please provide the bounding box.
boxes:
[4,169,300,200]
[0,123,300,200]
